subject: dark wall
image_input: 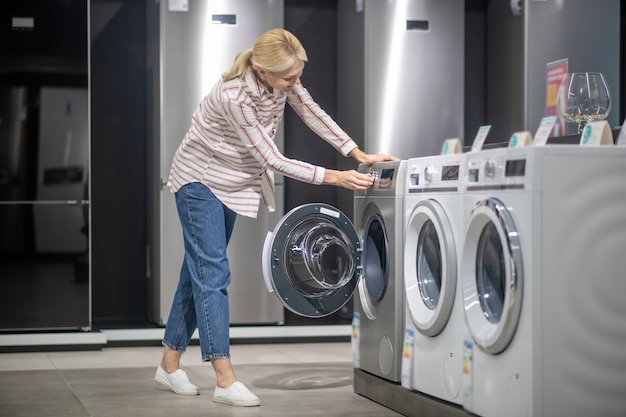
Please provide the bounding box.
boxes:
[284,0,342,213]
[622,0,626,123]
[464,0,488,144]
[0,0,87,73]
[90,0,147,326]
[283,0,353,324]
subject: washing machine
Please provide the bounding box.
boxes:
[461,143,626,417]
[401,153,466,404]
[352,160,406,382]
[262,160,406,383]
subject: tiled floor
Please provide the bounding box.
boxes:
[0,342,404,416]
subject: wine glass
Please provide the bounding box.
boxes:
[557,72,611,134]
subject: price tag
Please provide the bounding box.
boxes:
[470,125,491,152]
[532,116,557,146]
[580,120,613,146]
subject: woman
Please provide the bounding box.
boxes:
[155,28,397,407]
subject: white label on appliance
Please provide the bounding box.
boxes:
[533,116,557,146]
[470,125,491,152]
[400,327,415,389]
[169,0,188,12]
[320,207,340,218]
[462,337,475,411]
[351,312,361,368]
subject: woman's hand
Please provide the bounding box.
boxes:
[348,148,400,165]
[323,169,374,191]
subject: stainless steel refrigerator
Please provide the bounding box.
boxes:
[147,0,285,326]
[337,0,466,160]
[486,0,621,142]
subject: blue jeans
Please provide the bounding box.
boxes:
[163,182,237,362]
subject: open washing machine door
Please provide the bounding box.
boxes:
[404,199,457,336]
[461,197,524,354]
[262,203,360,318]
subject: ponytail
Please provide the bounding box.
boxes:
[221,29,307,82]
[221,49,253,82]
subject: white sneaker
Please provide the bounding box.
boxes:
[155,366,200,396]
[212,381,260,407]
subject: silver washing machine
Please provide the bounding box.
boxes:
[262,160,406,383]
[352,160,406,382]
[401,153,466,404]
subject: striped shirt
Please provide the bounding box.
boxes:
[167,70,358,218]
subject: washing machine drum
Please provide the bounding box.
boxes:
[263,203,360,318]
[357,212,391,320]
[362,214,389,302]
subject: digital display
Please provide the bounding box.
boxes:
[378,168,395,190]
[505,159,526,177]
[407,20,429,31]
[212,14,236,25]
[380,168,395,180]
[442,165,460,181]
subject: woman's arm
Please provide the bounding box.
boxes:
[348,147,400,165]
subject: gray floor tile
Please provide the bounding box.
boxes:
[0,363,404,417]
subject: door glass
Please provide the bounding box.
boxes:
[0,203,89,330]
[286,218,355,298]
[416,219,442,310]
[0,1,90,331]
[363,216,388,302]
[476,222,505,323]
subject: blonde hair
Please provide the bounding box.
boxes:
[221,28,308,82]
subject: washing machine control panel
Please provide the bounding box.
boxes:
[465,148,532,190]
[405,155,464,194]
[357,160,406,196]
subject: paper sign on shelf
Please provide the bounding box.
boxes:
[470,125,491,152]
[533,116,557,146]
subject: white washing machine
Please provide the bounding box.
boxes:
[262,160,406,383]
[401,153,466,404]
[461,144,626,417]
